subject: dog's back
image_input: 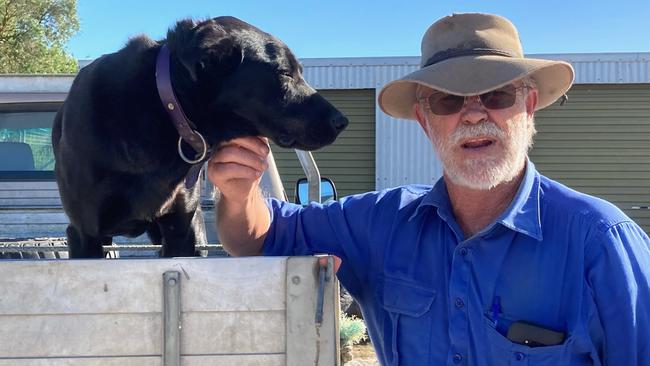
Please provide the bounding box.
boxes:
[54,16,348,258]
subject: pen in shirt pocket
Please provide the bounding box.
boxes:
[491,295,501,327]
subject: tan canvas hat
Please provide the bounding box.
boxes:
[378,13,575,120]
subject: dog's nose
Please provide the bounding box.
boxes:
[331,114,349,132]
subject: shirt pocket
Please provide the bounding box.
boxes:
[482,316,595,366]
[379,275,436,366]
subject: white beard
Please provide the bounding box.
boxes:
[427,114,536,190]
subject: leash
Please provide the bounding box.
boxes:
[155,44,211,189]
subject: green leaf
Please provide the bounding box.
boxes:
[0,0,79,73]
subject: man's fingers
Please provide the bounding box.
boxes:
[212,144,268,172]
[209,161,264,181]
[218,136,270,157]
[207,136,270,192]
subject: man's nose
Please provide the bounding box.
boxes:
[461,95,488,124]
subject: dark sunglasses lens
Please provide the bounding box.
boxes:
[480,85,517,109]
[428,93,465,115]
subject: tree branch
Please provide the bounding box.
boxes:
[0,0,22,39]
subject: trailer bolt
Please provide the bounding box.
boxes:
[292,276,301,285]
[168,278,177,286]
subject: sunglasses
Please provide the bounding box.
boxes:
[420,84,527,115]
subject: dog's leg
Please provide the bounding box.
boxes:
[190,207,208,257]
[156,208,206,257]
[66,225,109,258]
[146,222,163,246]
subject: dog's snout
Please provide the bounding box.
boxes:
[331,113,349,132]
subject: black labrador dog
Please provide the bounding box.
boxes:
[52,16,348,258]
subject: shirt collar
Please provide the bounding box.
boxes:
[409,160,543,241]
[496,160,543,241]
[409,178,448,219]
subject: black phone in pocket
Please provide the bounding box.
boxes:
[506,321,565,347]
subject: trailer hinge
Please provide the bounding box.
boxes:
[315,257,330,326]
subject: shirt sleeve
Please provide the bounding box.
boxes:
[585,221,650,365]
[261,191,389,286]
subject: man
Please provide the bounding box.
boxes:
[208,13,650,366]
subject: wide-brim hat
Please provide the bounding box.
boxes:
[378,13,575,121]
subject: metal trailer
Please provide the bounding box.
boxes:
[0,256,340,365]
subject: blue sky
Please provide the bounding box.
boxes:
[68,0,650,60]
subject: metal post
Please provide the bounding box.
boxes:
[294,150,321,203]
[163,271,181,366]
[260,150,287,200]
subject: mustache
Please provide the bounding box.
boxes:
[450,121,505,145]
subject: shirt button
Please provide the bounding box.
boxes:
[459,248,468,256]
[453,353,463,364]
[515,352,525,361]
[455,297,465,308]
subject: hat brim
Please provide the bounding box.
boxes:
[378,55,575,120]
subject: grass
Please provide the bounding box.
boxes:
[340,313,368,346]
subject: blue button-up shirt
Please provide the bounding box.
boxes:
[263,162,650,365]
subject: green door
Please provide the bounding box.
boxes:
[531,84,650,234]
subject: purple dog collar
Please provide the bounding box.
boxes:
[155,44,210,189]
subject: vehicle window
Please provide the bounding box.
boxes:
[0,110,57,180]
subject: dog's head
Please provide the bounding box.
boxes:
[166,16,348,150]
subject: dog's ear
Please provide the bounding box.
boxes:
[166,19,199,79]
[167,19,243,82]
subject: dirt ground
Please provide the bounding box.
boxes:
[344,342,379,366]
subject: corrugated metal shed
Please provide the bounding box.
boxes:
[303,58,444,188]
[3,53,649,191]
[301,53,650,189]
[530,84,650,233]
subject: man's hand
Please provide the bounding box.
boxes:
[207,136,272,256]
[207,136,270,201]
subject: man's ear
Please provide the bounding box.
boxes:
[167,19,243,82]
[413,103,431,139]
[525,87,538,117]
